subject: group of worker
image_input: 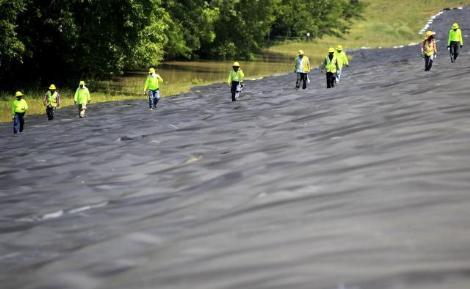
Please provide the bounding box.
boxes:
[11,81,91,134]
[323,45,349,88]
[226,44,350,99]
[9,23,465,134]
[421,22,464,71]
[293,45,349,90]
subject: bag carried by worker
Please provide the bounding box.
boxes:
[79,104,87,118]
[235,84,243,99]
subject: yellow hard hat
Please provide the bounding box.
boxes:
[328,48,335,53]
[452,23,459,29]
[79,80,85,86]
[233,62,240,67]
[149,67,156,74]
[337,45,343,51]
[49,84,56,90]
[298,50,304,55]
[15,91,24,97]
[425,31,435,39]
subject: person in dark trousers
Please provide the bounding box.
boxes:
[448,22,464,63]
[11,91,28,134]
[421,31,437,71]
[322,48,339,88]
[227,62,244,102]
[294,50,311,90]
[43,84,60,120]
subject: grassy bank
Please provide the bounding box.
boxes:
[0,91,132,123]
[0,80,196,123]
[0,59,292,123]
[267,0,470,61]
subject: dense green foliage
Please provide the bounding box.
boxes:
[0,0,363,87]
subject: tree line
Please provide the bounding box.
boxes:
[0,0,364,89]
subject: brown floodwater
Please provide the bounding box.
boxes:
[94,53,295,97]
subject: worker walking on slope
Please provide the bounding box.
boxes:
[74,81,91,118]
[227,62,244,102]
[421,31,437,72]
[144,67,164,110]
[43,84,60,120]
[335,45,349,83]
[294,50,311,90]
[448,22,464,63]
[11,91,28,134]
[321,48,339,89]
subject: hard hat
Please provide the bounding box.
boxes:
[15,91,24,97]
[149,67,156,74]
[452,22,459,29]
[425,31,435,38]
[80,110,86,118]
[298,50,304,55]
[233,62,240,67]
[79,80,85,86]
[49,84,56,90]
[337,45,343,51]
[328,48,335,53]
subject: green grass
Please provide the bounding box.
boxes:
[267,0,470,62]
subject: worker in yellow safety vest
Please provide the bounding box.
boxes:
[335,45,349,83]
[144,67,164,110]
[43,84,61,120]
[448,22,464,63]
[421,31,437,71]
[74,80,91,118]
[321,48,339,89]
[11,91,28,134]
[294,50,311,90]
[227,62,245,102]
